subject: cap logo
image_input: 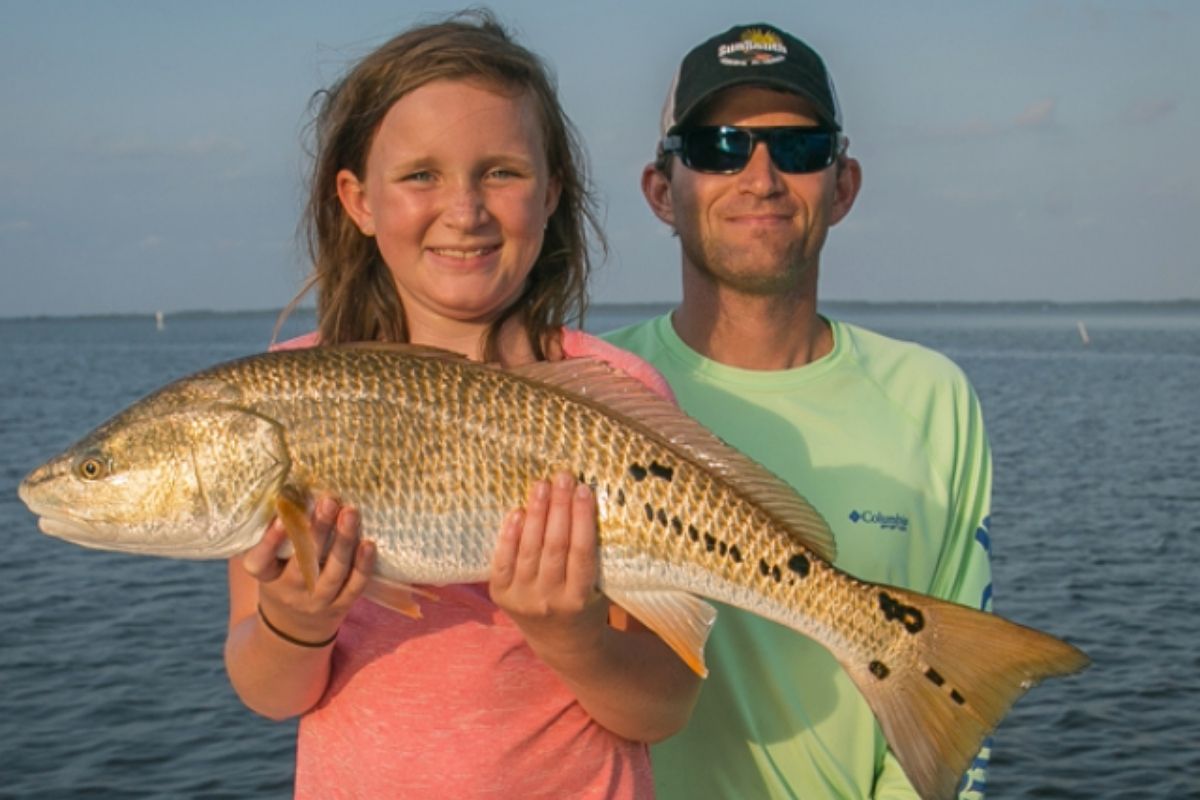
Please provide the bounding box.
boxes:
[717,28,787,67]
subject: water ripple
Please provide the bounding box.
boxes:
[3,308,1199,798]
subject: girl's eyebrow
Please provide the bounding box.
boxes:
[381,152,540,178]
[381,156,437,179]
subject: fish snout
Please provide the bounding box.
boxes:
[17,460,59,514]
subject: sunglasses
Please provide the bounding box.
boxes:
[660,126,842,175]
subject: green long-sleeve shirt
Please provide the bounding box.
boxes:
[605,314,993,799]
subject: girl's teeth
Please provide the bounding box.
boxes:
[434,248,491,259]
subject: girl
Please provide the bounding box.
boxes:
[223,12,698,799]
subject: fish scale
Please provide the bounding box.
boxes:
[18,343,1089,800]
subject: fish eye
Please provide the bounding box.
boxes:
[76,456,108,481]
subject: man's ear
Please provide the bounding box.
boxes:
[830,156,862,227]
[336,169,375,236]
[641,163,677,229]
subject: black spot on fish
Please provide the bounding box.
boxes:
[950,689,966,706]
[902,607,925,634]
[576,471,587,485]
[771,565,782,583]
[688,525,700,543]
[787,554,810,578]
[758,559,771,577]
[649,461,674,482]
[878,592,926,634]
[729,545,743,563]
[718,541,728,556]
[644,503,654,523]
[869,660,890,680]
[628,464,647,482]
[656,508,668,527]
[704,533,717,552]
[671,516,683,536]
[925,669,945,687]
[616,488,626,507]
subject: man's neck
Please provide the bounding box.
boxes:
[672,269,832,371]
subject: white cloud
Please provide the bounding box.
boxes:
[1014,98,1056,129]
[926,97,1058,140]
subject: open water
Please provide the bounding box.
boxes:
[1,302,1198,798]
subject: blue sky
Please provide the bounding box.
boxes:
[1,1,1195,317]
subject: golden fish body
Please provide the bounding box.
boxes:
[18,345,1088,800]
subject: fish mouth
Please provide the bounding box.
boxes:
[26,504,187,557]
[19,481,115,547]
[30,509,126,552]
[17,480,55,523]
[36,513,105,543]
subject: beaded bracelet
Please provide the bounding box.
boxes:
[257,603,338,649]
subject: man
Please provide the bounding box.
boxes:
[605,23,993,799]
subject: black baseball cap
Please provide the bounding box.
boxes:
[660,23,842,134]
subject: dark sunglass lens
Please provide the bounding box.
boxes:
[768,130,835,173]
[675,127,836,174]
[684,128,752,173]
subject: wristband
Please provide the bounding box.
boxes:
[257,603,338,648]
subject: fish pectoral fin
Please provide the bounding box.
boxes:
[605,587,717,678]
[364,578,439,620]
[274,491,319,593]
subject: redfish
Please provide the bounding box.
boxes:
[18,344,1089,800]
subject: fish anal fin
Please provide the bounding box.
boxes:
[843,586,1090,800]
[274,490,319,593]
[605,587,717,678]
[364,578,439,620]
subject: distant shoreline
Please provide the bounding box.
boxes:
[3,298,1198,324]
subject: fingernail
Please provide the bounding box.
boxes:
[340,508,359,530]
[317,496,337,517]
[533,481,550,501]
[575,483,591,500]
[555,471,574,490]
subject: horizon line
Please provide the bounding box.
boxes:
[3,297,1199,324]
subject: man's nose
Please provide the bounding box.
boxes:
[736,142,785,195]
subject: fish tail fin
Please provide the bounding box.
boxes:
[842,586,1090,800]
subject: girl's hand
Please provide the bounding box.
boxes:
[489,472,609,661]
[240,496,375,646]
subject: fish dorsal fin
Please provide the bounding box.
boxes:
[508,358,837,563]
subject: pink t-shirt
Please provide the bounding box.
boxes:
[273,329,671,799]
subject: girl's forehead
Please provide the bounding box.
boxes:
[369,80,547,160]
[387,78,535,121]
